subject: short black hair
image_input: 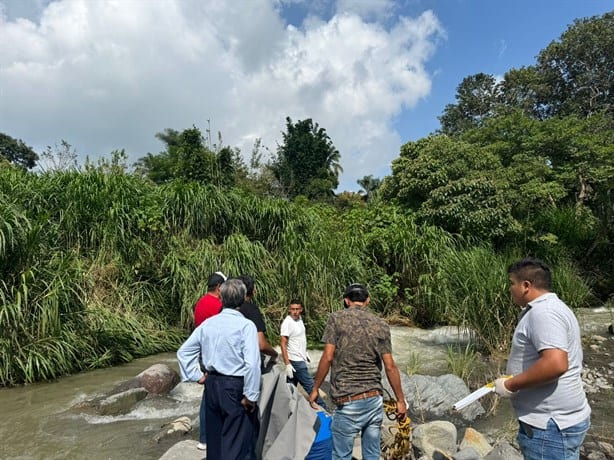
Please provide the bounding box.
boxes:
[343,283,369,302]
[507,257,552,290]
[238,274,254,297]
[207,272,226,290]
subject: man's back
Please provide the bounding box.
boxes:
[322,306,391,400]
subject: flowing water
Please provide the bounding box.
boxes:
[1,308,611,459]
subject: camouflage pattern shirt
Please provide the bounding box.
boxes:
[321,306,392,400]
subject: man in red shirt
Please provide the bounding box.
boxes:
[192,271,226,451]
[194,272,226,328]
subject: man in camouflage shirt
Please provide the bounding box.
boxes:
[309,283,407,460]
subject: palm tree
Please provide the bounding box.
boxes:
[357,175,382,201]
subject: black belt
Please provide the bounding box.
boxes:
[208,370,243,379]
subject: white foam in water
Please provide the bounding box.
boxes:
[68,399,198,425]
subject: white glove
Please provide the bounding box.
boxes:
[285,364,295,379]
[494,377,516,398]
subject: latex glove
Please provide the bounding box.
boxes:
[494,377,516,398]
[285,363,295,379]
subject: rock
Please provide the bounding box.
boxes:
[483,441,523,460]
[103,363,180,398]
[71,363,179,416]
[137,363,180,395]
[159,439,205,460]
[453,446,482,460]
[582,440,614,460]
[383,374,485,424]
[108,376,145,395]
[433,448,454,459]
[412,421,457,459]
[169,381,204,401]
[98,387,149,415]
[72,387,149,416]
[153,416,192,443]
[459,427,492,457]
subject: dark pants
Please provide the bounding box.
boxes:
[205,373,259,460]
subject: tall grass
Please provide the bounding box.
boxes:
[416,246,519,353]
[0,164,595,385]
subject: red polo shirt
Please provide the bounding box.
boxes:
[194,293,222,327]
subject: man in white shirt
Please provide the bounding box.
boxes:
[280,301,325,408]
[494,257,590,460]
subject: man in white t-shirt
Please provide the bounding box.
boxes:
[280,301,326,408]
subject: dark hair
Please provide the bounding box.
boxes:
[220,279,247,309]
[238,274,254,297]
[207,272,226,290]
[289,300,303,308]
[507,257,552,290]
[343,283,369,302]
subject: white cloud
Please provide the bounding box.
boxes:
[0,0,444,190]
[335,0,396,22]
[497,38,507,59]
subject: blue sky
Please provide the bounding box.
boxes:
[392,1,613,144]
[0,0,611,191]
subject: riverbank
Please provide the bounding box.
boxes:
[0,308,611,459]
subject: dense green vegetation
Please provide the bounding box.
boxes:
[0,12,611,385]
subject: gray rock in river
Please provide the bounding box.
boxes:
[383,373,485,424]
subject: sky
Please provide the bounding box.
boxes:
[1,0,612,191]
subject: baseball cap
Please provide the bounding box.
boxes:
[207,271,227,288]
[343,283,369,298]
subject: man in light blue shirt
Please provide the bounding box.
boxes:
[177,278,261,460]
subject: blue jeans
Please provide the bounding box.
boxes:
[518,417,590,460]
[289,360,326,409]
[331,395,383,460]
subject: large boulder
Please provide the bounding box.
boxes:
[137,363,180,395]
[383,373,485,424]
[105,363,180,397]
[459,427,492,457]
[71,363,180,416]
[412,420,457,459]
[73,387,149,416]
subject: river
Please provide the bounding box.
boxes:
[0,308,611,459]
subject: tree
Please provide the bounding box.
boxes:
[134,126,246,187]
[439,13,613,133]
[535,12,613,117]
[0,133,38,169]
[438,73,501,136]
[38,140,78,171]
[499,67,550,119]
[383,135,520,241]
[270,117,342,200]
[357,175,382,202]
